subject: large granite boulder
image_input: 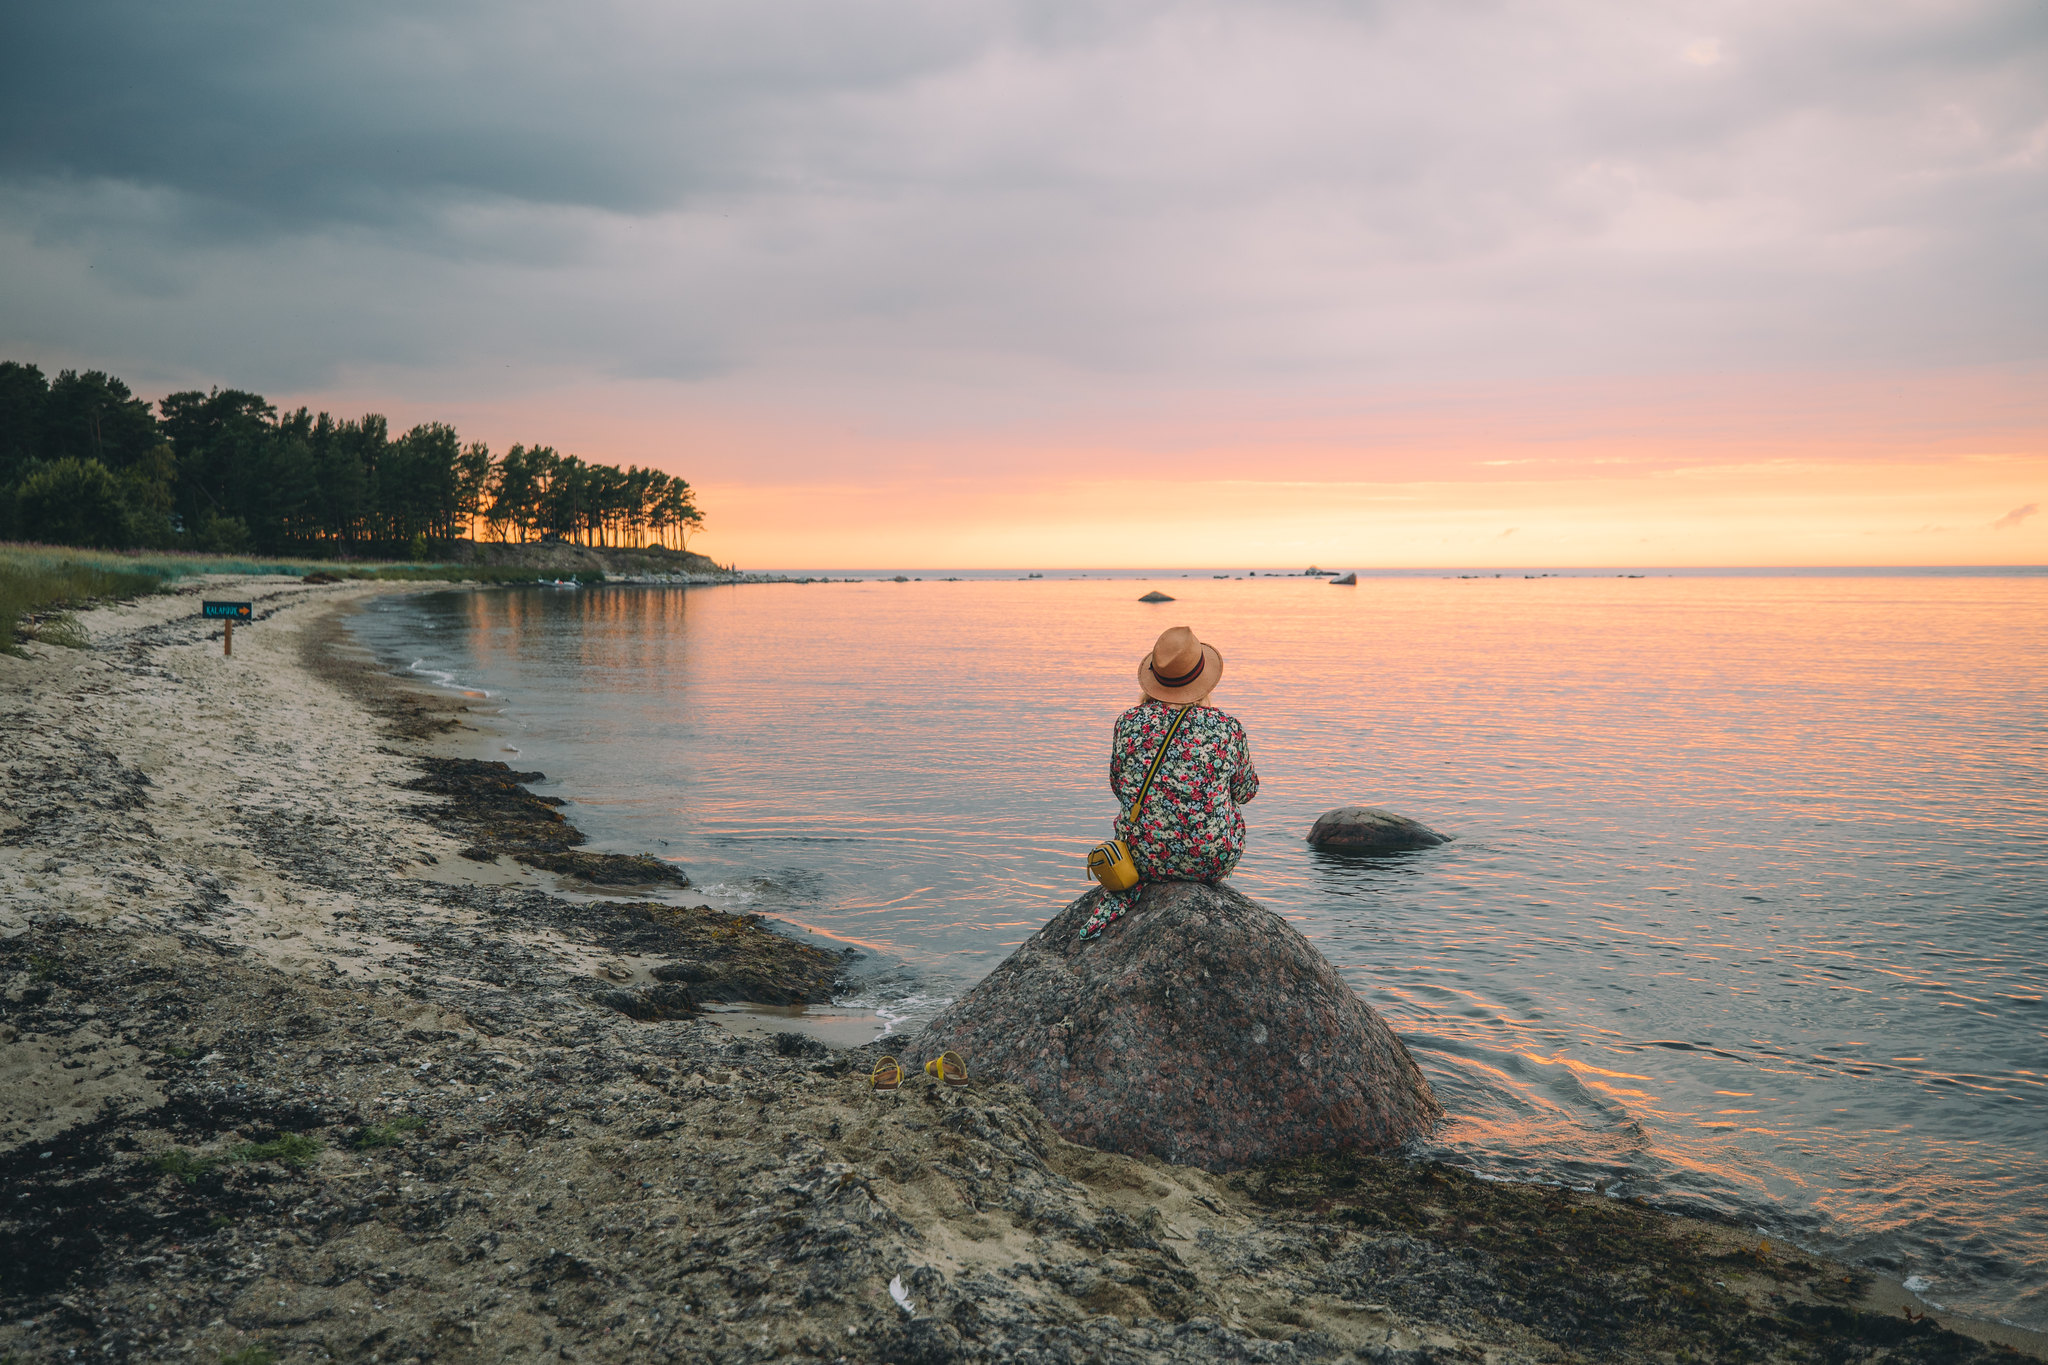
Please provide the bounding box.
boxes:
[1307,805,1448,853]
[903,881,1440,1172]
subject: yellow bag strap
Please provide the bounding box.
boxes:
[1126,703,1195,826]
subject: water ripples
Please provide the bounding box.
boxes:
[351,574,2048,1327]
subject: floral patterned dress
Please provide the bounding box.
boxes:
[1081,700,1261,939]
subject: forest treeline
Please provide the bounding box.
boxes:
[0,360,703,557]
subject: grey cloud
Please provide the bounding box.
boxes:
[0,0,1062,230]
[1,0,2044,401]
[1991,503,2038,530]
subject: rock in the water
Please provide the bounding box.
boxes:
[1307,805,1448,853]
[1138,589,1175,602]
[906,881,1440,1172]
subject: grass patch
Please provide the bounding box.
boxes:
[153,1149,219,1185]
[1,542,403,581]
[29,613,93,649]
[0,553,166,653]
[153,1133,324,1183]
[349,1115,427,1150]
[230,1133,324,1167]
[0,540,647,650]
[219,1345,276,1365]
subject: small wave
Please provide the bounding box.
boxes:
[697,876,789,908]
[405,658,488,696]
[860,991,953,1038]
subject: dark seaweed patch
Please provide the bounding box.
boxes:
[1235,1152,2001,1362]
[511,849,691,887]
[590,981,700,1021]
[403,757,583,854]
[392,753,858,1009]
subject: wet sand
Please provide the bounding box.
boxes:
[2,578,2041,1363]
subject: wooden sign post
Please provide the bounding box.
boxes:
[202,601,253,656]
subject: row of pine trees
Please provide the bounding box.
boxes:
[0,361,703,556]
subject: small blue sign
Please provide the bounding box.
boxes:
[202,601,253,620]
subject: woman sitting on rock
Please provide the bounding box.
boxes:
[1082,625,1261,940]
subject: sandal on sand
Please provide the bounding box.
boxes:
[871,1056,904,1090]
[924,1051,969,1086]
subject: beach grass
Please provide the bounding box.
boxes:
[0,549,169,653]
[0,542,565,650]
[150,1134,325,1185]
[348,1115,427,1150]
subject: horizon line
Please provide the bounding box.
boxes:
[742,564,2048,576]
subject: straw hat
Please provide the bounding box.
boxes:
[1139,625,1223,703]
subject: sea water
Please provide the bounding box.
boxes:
[350,570,2048,1328]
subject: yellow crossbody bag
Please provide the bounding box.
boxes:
[1086,704,1193,892]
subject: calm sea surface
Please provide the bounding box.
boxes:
[351,572,2047,1328]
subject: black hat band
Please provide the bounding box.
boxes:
[1152,653,1206,689]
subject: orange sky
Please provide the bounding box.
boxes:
[701,456,2045,570]
[320,364,2046,569]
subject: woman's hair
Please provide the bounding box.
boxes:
[1137,688,1218,708]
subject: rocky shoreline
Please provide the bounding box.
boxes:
[3,578,2042,1363]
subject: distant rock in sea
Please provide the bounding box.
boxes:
[1307,806,1448,853]
[1331,571,1357,585]
[1138,590,1175,602]
[905,881,1441,1172]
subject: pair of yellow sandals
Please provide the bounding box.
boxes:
[871,1050,967,1090]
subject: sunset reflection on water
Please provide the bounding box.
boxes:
[358,572,2047,1327]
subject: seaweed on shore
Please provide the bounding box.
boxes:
[397,758,847,1013]
[512,849,691,887]
[539,899,848,1010]
[404,756,584,855]
[589,981,702,1021]
[1234,1152,1990,1363]
[639,905,848,1005]
[405,760,688,886]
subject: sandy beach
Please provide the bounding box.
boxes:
[2,578,2041,1364]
